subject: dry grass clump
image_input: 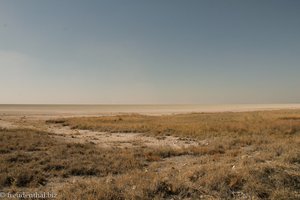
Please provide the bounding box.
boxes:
[58,170,204,200]
[135,144,226,163]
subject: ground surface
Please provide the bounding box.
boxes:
[0,109,300,199]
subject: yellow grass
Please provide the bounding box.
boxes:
[52,110,300,138]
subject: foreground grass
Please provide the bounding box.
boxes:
[0,128,220,199]
[0,129,150,188]
[58,136,300,200]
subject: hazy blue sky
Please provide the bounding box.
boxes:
[0,0,299,104]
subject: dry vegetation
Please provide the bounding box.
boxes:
[52,110,300,139]
[1,110,300,199]
[0,129,148,187]
[0,128,221,199]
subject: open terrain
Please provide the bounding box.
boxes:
[0,108,299,199]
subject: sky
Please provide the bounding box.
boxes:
[0,0,299,104]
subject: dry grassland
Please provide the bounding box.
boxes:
[1,110,300,199]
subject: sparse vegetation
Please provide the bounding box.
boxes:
[1,110,300,199]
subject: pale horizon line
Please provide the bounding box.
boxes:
[1,103,300,106]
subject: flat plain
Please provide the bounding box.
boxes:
[0,105,299,199]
